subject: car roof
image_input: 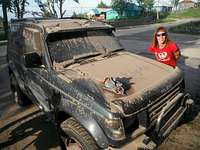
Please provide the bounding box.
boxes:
[11,18,114,34]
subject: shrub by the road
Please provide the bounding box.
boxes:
[0,31,6,41]
[168,7,200,19]
[169,21,200,35]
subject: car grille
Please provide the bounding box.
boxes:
[147,80,184,127]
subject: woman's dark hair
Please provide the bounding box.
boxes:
[152,26,170,48]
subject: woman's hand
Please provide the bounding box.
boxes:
[174,50,181,60]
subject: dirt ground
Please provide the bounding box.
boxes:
[159,105,200,150]
[0,104,61,150]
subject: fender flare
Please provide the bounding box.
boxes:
[78,115,109,149]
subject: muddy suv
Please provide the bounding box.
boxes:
[7,18,193,150]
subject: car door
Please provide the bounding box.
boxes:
[22,27,52,112]
[8,26,26,90]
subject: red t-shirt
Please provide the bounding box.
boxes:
[148,42,180,68]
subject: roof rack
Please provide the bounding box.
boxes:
[61,17,89,20]
[10,17,56,23]
[10,17,89,24]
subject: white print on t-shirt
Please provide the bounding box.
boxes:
[155,52,170,61]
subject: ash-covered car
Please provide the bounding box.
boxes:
[7,18,193,150]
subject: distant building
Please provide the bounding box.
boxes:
[87,8,119,20]
[154,6,173,12]
[178,0,196,10]
[124,3,142,17]
[154,1,173,13]
[97,8,119,20]
[86,8,100,19]
[87,2,142,21]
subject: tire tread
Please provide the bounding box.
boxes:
[61,117,99,150]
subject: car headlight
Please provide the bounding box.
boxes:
[103,118,125,140]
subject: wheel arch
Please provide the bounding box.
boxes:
[57,109,109,149]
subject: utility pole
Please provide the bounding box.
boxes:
[156,0,160,21]
[156,8,159,20]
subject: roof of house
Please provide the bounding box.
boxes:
[88,8,100,15]
[179,0,196,3]
[154,0,172,7]
[96,8,113,13]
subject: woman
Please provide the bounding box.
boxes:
[148,26,181,68]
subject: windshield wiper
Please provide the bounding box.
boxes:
[63,53,101,68]
[63,60,78,68]
[74,52,101,61]
[103,48,124,58]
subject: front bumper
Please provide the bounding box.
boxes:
[155,93,193,138]
[107,94,194,150]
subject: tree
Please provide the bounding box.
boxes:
[72,11,85,18]
[97,1,110,8]
[171,0,180,11]
[9,0,29,19]
[36,0,57,17]
[36,0,79,18]
[136,0,154,15]
[0,0,10,38]
[197,0,200,7]
[57,0,79,18]
[136,0,144,7]
[143,0,154,12]
[111,0,126,16]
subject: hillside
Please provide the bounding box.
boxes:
[166,7,200,19]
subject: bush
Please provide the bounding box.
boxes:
[169,21,200,35]
[0,31,6,41]
[167,7,200,19]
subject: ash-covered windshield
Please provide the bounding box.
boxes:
[47,30,123,63]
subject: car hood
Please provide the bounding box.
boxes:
[58,52,183,114]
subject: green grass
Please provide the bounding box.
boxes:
[158,18,177,23]
[159,7,200,23]
[169,21,200,35]
[166,7,200,19]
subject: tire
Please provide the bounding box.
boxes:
[60,117,99,150]
[10,74,31,106]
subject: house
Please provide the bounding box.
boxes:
[154,6,173,12]
[97,2,143,19]
[97,8,119,20]
[87,2,142,21]
[178,0,196,10]
[86,8,100,19]
[124,2,142,17]
[97,4,142,20]
[154,1,173,13]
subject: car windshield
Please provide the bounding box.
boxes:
[47,30,123,64]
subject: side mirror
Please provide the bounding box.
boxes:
[24,52,43,68]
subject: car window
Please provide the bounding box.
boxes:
[23,27,42,55]
[8,25,23,55]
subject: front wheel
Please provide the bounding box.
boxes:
[60,117,99,150]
